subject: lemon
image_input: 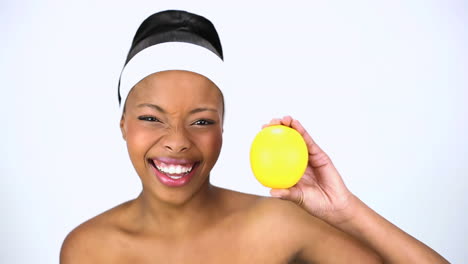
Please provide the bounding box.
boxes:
[250,125,308,188]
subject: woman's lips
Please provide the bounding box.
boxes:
[149,158,199,187]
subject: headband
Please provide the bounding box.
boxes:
[117,41,225,113]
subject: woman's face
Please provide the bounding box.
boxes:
[120,70,224,205]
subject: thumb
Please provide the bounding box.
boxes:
[270,187,304,206]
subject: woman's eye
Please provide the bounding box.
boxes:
[138,116,161,122]
[192,119,215,126]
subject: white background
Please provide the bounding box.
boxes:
[1,0,467,263]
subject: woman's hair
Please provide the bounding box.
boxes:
[117,10,224,107]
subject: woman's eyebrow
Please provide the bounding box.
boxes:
[189,108,218,114]
[137,103,166,113]
[137,104,217,115]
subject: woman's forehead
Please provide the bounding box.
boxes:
[128,70,223,106]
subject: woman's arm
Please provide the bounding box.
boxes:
[331,194,448,263]
[264,116,449,264]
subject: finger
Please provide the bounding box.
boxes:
[288,119,336,169]
[290,119,323,156]
[280,115,294,127]
[262,118,282,129]
[263,116,293,129]
[270,187,304,206]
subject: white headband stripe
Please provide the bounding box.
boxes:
[118,42,224,112]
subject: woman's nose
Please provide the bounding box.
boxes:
[162,128,191,153]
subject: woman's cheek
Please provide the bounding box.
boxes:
[200,129,223,160]
[126,125,156,169]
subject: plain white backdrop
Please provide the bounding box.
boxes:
[1,0,467,263]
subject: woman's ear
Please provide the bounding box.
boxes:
[120,115,127,141]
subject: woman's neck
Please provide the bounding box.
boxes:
[133,181,224,238]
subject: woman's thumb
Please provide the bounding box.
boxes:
[270,187,304,206]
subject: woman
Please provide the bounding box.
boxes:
[60,10,448,263]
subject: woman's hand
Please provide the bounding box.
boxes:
[264,116,450,263]
[264,116,355,224]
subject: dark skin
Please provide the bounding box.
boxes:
[60,70,381,263]
[61,70,448,263]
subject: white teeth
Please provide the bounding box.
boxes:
[169,166,176,174]
[154,162,194,176]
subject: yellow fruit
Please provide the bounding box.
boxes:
[250,125,308,188]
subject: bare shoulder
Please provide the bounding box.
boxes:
[243,196,382,263]
[250,195,309,217]
[215,186,313,225]
[245,195,324,235]
[216,188,316,241]
[60,201,134,264]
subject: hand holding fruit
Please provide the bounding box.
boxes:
[253,116,355,224]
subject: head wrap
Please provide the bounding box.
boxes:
[117,10,224,113]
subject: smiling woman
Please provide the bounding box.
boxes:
[122,70,224,201]
[59,10,448,264]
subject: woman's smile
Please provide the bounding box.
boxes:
[149,157,201,187]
